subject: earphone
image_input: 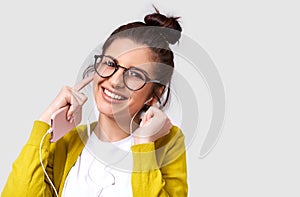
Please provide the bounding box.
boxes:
[144,97,153,105]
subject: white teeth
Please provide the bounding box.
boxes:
[104,89,125,100]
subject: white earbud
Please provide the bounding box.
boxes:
[144,97,153,105]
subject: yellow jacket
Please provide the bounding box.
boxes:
[2,121,188,196]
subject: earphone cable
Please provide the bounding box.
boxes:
[87,110,139,194]
[130,110,139,144]
[39,128,59,197]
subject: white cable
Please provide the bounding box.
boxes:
[130,110,139,145]
[39,128,59,197]
[87,111,139,194]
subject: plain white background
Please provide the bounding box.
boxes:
[1,0,299,196]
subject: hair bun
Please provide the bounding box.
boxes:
[144,10,182,44]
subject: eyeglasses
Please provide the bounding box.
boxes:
[94,55,160,91]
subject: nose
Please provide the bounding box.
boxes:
[108,68,125,89]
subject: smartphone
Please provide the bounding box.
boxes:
[50,76,93,142]
[50,106,74,142]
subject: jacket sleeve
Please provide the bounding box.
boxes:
[131,127,188,197]
[2,121,56,196]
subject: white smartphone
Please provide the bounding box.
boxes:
[50,76,93,142]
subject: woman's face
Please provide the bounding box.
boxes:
[93,38,156,119]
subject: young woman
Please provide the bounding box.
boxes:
[2,9,188,197]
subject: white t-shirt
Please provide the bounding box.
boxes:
[62,132,133,197]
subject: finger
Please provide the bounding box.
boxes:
[151,102,159,108]
[73,107,83,125]
[67,90,88,122]
[52,86,73,109]
[73,75,93,91]
[140,107,155,126]
[72,90,88,105]
[165,118,173,130]
[67,95,80,120]
[140,113,150,127]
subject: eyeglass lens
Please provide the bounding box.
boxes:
[94,55,148,91]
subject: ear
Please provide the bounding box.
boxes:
[149,97,158,107]
[149,86,165,106]
[156,86,165,97]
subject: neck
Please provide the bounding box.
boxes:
[94,113,140,142]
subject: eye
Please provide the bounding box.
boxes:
[127,69,145,80]
[103,60,116,67]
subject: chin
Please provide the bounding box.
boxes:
[98,100,144,121]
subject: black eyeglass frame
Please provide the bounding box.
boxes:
[93,54,161,91]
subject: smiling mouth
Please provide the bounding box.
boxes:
[103,88,128,101]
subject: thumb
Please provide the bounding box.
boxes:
[140,107,154,127]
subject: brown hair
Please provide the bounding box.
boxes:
[86,8,182,108]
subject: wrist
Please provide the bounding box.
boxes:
[134,137,152,145]
[38,109,53,125]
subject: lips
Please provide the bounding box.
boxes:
[102,88,128,101]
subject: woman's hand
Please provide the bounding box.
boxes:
[133,106,172,145]
[38,86,88,125]
[38,76,93,125]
